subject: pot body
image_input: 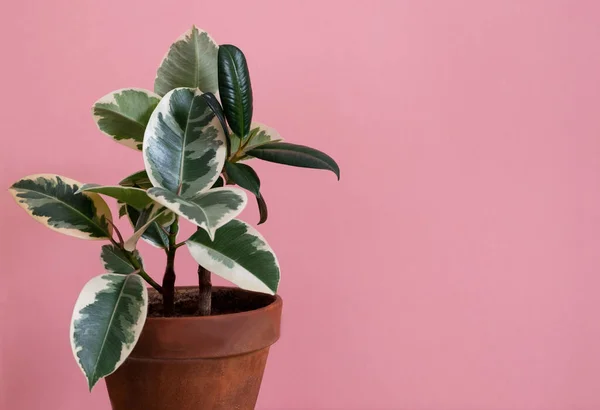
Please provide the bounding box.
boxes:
[105,287,282,410]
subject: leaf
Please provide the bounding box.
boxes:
[92,89,160,151]
[123,206,167,251]
[117,201,128,218]
[70,273,148,390]
[186,219,279,294]
[77,184,153,210]
[224,162,260,196]
[211,176,224,188]
[200,93,229,137]
[119,170,152,189]
[147,187,247,240]
[126,205,169,249]
[224,162,268,224]
[218,44,253,138]
[154,26,219,96]
[230,123,282,162]
[257,193,268,225]
[143,88,227,199]
[246,142,340,180]
[100,245,142,274]
[9,174,112,240]
[243,122,283,152]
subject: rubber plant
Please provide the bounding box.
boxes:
[8,26,339,390]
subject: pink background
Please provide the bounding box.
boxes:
[1,0,600,409]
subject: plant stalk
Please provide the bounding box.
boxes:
[119,240,163,293]
[162,218,179,316]
[197,265,212,316]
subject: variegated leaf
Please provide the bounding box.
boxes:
[154,26,219,96]
[186,219,280,294]
[78,184,153,210]
[123,206,168,251]
[100,244,142,274]
[125,205,169,249]
[119,170,152,189]
[147,187,247,240]
[70,273,148,390]
[143,88,227,198]
[93,88,161,151]
[9,174,112,240]
[230,122,283,161]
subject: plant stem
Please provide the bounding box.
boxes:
[162,217,179,316]
[197,265,212,316]
[121,240,163,293]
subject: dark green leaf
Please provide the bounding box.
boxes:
[225,162,268,224]
[224,162,260,196]
[247,142,340,180]
[218,44,253,138]
[211,176,224,188]
[257,193,268,225]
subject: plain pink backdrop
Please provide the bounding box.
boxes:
[1,0,600,409]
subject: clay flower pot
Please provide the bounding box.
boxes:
[105,287,282,410]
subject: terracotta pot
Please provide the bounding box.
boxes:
[105,286,282,410]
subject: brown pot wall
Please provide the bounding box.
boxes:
[105,287,283,410]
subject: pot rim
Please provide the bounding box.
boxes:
[146,285,282,321]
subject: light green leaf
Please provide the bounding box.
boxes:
[247,142,340,179]
[147,187,247,240]
[154,26,219,96]
[186,219,279,294]
[143,88,227,198]
[70,273,148,390]
[92,88,160,151]
[100,245,142,274]
[9,174,112,240]
[78,184,153,210]
[119,170,152,190]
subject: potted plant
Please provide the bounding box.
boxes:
[8,26,339,410]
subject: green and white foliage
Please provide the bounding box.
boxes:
[125,205,170,249]
[123,206,168,251]
[9,174,113,240]
[78,184,153,210]
[230,122,282,160]
[143,88,227,199]
[101,245,142,274]
[148,187,247,240]
[92,89,160,151]
[154,26,219,96]
[70,273,148,390]
[119,170,153,190]
[186,219,280,294]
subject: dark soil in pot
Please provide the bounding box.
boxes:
[147,287,276,317]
